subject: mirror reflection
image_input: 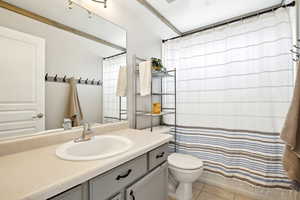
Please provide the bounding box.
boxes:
[0,0,127,139]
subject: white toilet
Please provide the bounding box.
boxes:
[168,153,203,200]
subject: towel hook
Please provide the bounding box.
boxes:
[78,77,82,84]
[85,78,89,84]
[63,75,67,82]
[45,73,48,81]
[54,74,58,82]
[91,79,95,85]
[97,80,101,85]
[294,45,300,50]
[290,49,300,56]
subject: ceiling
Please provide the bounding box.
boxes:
[146,0,283,33]
[3,0,126,57]
[2,0,286,45]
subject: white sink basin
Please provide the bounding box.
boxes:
[56,135,133,161]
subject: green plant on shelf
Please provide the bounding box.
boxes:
[151,57,166,72]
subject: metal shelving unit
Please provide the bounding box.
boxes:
[133,55,177,151]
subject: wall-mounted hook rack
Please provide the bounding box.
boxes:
[45,73,103,86]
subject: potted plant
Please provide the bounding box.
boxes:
[151,57,164,72]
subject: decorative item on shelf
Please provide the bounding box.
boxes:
[151,57,165,72]
[152,102,161,114]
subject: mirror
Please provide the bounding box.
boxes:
[0,0,127,140]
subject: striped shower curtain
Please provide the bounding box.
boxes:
[163,8,295,196]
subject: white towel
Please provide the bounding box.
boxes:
[116,66,127,97]
[139,61,152,96]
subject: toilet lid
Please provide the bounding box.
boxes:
[168,153,203,170]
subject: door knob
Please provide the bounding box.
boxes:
[32,113,44,119]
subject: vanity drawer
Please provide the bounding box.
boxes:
[89,155,147,200]
[49,183,88,200]
[148,144,169,170]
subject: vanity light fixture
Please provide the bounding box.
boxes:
[91,0,107,8]
[68,0,73,9]
[88,10,92,19]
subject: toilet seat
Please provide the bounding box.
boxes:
[168,153,203,170]
[169,165,202,174]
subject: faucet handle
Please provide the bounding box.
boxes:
[82,122,93,131]
[87,122,92,130]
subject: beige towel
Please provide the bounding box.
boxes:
[65,77,83,127]
[116,66,127,97]
[281,62,300,183]
[139,61,152,96]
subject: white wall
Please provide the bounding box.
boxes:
[0,7,103,130]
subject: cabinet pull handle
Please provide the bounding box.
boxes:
[116,169,132,180]
[156,152,165,159]
[130,190,135,200]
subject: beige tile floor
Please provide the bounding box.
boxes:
[168,182,257,200]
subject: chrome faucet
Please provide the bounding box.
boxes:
[74,122,94,143]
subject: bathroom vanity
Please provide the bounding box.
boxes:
[50,144,169,200]
[0,126,172,200]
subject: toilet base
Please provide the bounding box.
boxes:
[175,182,192,200]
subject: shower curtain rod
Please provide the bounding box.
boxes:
[103,51,127,60]
[162,1,296,43]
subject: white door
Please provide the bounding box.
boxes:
[0,26,45,139]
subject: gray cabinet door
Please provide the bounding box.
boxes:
[126,163,168,200]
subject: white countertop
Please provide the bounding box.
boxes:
[0,129,172,200]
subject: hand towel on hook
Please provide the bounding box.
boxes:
[65,77,83,127]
